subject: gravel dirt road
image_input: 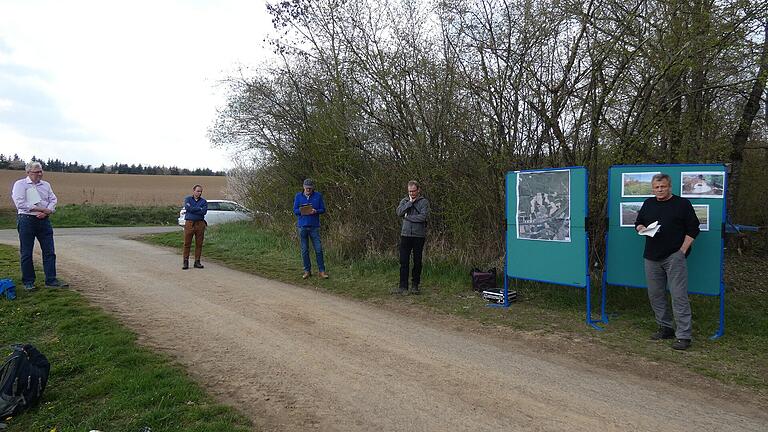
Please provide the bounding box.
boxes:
[1,227,766,432]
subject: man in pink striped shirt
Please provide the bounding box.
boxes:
[10,161,68,290]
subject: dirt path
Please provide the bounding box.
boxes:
[1,227,766,432]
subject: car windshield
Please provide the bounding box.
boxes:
[207,202,221,211]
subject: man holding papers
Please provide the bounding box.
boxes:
[293,178,328,279]
[10,162,68,290]
[635,173,699,350]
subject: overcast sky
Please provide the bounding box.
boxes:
[0,0,274,171]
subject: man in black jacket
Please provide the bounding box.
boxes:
[635,173,700,350]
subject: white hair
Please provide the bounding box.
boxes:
[26,161,43,172]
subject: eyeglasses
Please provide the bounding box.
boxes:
[30,171,43,174]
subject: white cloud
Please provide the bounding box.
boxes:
[0,0,275,170]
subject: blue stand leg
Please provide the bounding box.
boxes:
[488,264,510,309]
[710,242,726,340]
[586,276,604,331]
[600,272,609,324]
[709,289,725,340]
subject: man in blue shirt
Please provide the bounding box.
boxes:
[293,179,328,279]
[182,184,208,270]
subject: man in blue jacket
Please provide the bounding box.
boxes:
[182,184,208,270]
[293,179,328,279]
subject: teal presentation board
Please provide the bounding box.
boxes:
[505,167,588,287]
[605,164,726,296]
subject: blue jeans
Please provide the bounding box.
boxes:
[17,215,57,285]
[299,226,325,273]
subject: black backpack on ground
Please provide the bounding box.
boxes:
[470,267,497,292]
[0,344,51,418]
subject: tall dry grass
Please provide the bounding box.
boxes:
[0,170,229,208]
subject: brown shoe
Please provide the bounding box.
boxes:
[318,271,329,279]
[302,272,311,279]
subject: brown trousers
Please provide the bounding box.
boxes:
[183,220,206,260]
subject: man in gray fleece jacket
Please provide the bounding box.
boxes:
[394,180,430,295]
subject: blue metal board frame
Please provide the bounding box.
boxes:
[497,167,606,330]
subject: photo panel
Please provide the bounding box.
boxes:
[620,202,644,227]
[693,204,710,231]
[681,171,725,198]
[516,169,571,242]
[622,172,660,197]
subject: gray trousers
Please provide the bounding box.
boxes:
[644,251,692,339]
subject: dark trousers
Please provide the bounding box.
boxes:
[644,251,692,339]
[17,215,57,285]
[399,236,425,289]
[183,220,206,260]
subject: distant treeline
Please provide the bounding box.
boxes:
[0,153,225,176]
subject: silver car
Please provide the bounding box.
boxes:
[178,200,253,226]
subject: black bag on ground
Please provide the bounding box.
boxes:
[470,267,497,292]
[0,344,51,417]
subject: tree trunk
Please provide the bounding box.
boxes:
[728,22,768,220]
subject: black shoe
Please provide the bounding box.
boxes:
[24,283,36,291]
[408,285,421,295]
[45,280,69,288]
[182,260,189,270]
[650,326,675,340]
[193,260,204,269]
[672,338,691,350]
[390,287,406,295]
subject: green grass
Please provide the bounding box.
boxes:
[0,208,17,229]
[0,204,177,229]
[0,245,252,432]
[145,222,768,395]
[623,182,653,196]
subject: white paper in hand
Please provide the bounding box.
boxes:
[26,187,42,206]
[638,221,661,237]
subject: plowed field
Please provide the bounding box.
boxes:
[0,170,228,207]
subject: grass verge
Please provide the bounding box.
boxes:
[145,222,768,395]
[0,204,177,229]
[0,245,252,432]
